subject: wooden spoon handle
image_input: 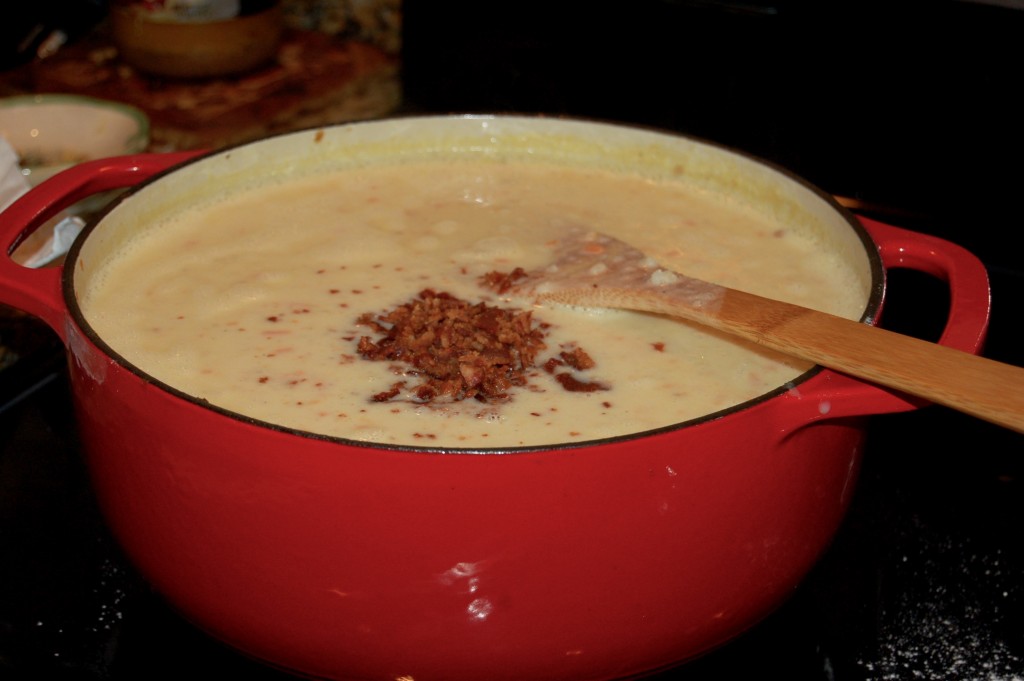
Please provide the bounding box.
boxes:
[544,285,1024,434]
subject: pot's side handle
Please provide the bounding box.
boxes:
[778,216,992,427]
[865,217,991,352]
[0,152,201,337]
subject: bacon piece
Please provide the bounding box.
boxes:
[560,347,596,371]
[555,372,609,393]
[479,267,529,294]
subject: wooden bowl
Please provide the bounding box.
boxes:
[111,3,283,79]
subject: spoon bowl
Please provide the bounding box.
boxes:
[513,228,1024,434]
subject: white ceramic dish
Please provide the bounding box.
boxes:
[0,94,150,186]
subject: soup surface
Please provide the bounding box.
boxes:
[79,159,866,447]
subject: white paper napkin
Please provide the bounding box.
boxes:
[0,137,30,212]
[0,137,84,268]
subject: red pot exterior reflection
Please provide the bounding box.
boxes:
[69,343,866,680]
[0,118,990,681]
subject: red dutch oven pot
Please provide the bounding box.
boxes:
[0,117,990,681]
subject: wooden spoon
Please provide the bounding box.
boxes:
[513,228,1024,434]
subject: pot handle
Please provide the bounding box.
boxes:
[0,152,201,337]
[779,215,992,427]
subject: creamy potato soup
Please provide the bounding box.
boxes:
[79,159,867,448]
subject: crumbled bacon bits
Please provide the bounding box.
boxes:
[553,371,608,393]
[479,267,529,294]
[356,289,547,403]
[541,344,609,393]
[355,288,609,403]
[480,268,610,393]
[560,346,596,371]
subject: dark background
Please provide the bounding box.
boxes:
[402,0,1024,265]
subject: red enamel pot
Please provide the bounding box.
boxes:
[0,116,990,681]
